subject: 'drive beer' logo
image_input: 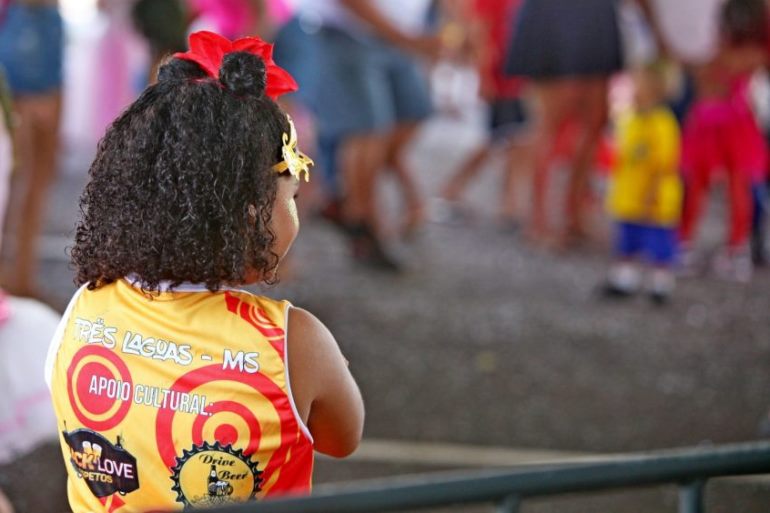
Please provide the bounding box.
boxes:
[170,441,262,508]
[62,429,140,498]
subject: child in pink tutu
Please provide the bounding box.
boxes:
[679,0,768,281]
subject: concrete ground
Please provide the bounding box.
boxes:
[2,115,770,512]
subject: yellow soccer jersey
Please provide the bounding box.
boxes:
[606,106,683,227]
[45,279,313,513]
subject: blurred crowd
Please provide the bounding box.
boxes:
[267,0,769,304]
[1,0,770,296]
[1,0,770,511]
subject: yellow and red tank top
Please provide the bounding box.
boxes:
[45,279,314,513]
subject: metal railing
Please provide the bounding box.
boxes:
[210,441,770,513]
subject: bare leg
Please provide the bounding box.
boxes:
[0,488,13,513]
[441,145,490,202]
[339,131,401,269]
[563,78,608,245]
[499,134,532,223]
[528,80,574,244]
[384,122,425,236]
[341,132,385,231]
[6,92,61,297]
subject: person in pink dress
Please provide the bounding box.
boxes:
[678,0,768,281]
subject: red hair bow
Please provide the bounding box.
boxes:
[173,31,298,100]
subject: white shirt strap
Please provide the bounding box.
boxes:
[44,285,88,390]
[283,303,314,444]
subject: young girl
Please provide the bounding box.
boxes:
[678,0,768,280]
[44,31,364,512]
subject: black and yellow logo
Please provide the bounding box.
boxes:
[170,441,262,508]
[62,429,139,498]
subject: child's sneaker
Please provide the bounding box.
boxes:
[602,262,640,298]
[712,246,752,283]
[648,269,674,306]
[349,222,402,273]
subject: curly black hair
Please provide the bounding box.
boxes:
[71,51,291,291]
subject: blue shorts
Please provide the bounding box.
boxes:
[0,4,63,95]
[614,222,677,265]
[312,27,433,139]
[273,16,321,109]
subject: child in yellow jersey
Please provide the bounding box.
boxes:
[43,31,364,513]
[604,63,682,304]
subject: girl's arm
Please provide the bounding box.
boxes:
[340,0,442,58]
[634,0,670,57]
[287,307,364,458]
